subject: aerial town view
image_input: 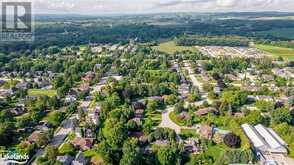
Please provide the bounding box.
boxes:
[0,0,294,165]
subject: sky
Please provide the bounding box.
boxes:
[28,0,294,14]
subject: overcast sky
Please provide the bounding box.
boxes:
[30,0,294,14]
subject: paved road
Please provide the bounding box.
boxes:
[159,107,181,134]
[159,106,197,134]
[183,62,212,104]
[29,113,77,165]
[50,114,77,147]
[183,62,204,93]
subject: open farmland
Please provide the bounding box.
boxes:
[256,44,294,61]
[153,41,197,54]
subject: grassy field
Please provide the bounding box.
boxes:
[256,44,294,61]
[180,129,199,140]
[153,41,197,54]
[145,111,162,127]
[28,89,57,97]
[79,45,88,52]
[169,112,186,126]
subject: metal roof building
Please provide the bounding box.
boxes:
[241,123,288,154]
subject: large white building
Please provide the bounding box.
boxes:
[241,123,288,165]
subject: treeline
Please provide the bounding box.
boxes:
[175,35,250,47]
[2,14,294,52]
[256,40,294,49]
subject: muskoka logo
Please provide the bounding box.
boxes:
[0,149,29,164]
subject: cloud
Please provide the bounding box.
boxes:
[30,0,294,14]
[156,0,212,7]
[216,0,237,7]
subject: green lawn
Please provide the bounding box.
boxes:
[153,41,197,54]
[28,89,57,97]
[169,112,186,126]
[79,45,88,52]
[83,150,105,165]
[146,111,162,120]
[205,144,225,162]
[256,44,294,61]
[180,129,199,140]
[58,143,76,156]
[145,111,162,127]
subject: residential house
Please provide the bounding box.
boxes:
[197,124,213,140]
[0,80,5,86]
[195,107,217,117]
[36,120,53,131]
[87,106,100,126]
[27,131,47,145]
[153,140,169,146]
[47,71,56,79]
[132,101,146,110]
[15,82,29,89]
[148,96,164,102]
[135,109,144,119]
[94,64,102,72]
[132,118,142,126]
[10,104,26,116]
[0,88,14,98]
[178,83,190,98]
[241,86,261,92]
[255,95,274,102]
[272,68,294,79]
[262,75,274,82]
[72,137,94,151]
[91,46,103,53]
[184,138,201,154]
[82,72,95,82]
[78,83,90,92]
[68,88,78,97]
[213,86,221,96]
[234,112,245,118]
[65,95,77,104]
[56,155,74,165]
[34,78,50,88]
[129,131,144,139]
[72,151,89,165]
[85,129,95,138]
[85,96,93,101]
[75,127,82,138]
[110,44,118,51]
[80,101,91,112]
[202,74,212,81]
[226,74,239,81]
[179,111,190,120]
